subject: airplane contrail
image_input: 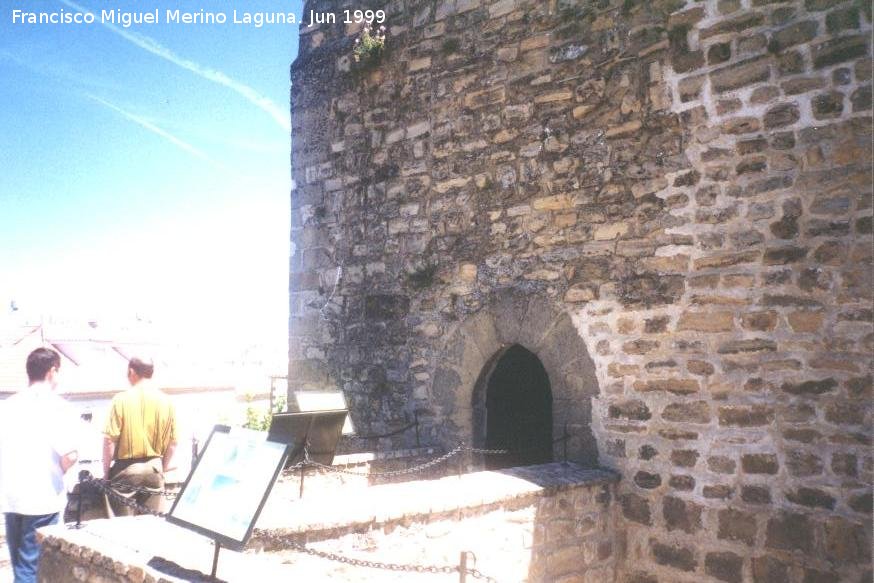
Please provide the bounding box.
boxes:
[59,0,291,131]
[87,94,225,168]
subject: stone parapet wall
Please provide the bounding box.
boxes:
[38,464,619,582]
[289,0,872,581]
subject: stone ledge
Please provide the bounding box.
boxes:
[37,464,619,582]
[255,463,618,541]
[38,517,288,582]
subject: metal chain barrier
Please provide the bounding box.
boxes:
[304,443,466,478]
[79,475,169,518]
[304,439,565,478]
[265,533,498,583]
[105,480,179,500]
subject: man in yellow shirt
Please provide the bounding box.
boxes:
[103,355,177,516]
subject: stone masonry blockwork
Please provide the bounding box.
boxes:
[289,0,873,581]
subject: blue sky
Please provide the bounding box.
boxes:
[0,0,303,356]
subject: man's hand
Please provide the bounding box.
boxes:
[60,450,78,474]
[162,442,177,474]
[102,435,116,478]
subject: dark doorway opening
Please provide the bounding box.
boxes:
[485,344,553,469]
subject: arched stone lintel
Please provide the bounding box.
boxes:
[436,291,601,466]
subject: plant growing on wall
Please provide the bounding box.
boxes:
[353,23,386,67]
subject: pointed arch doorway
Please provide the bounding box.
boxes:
[479,344,553,469]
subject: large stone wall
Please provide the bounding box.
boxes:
[289,0,872,581]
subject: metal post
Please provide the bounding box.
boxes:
[75,472,85,528]
[563,423,569,466]
[210,541,221,580]
[299,440,312,499]
[457,445,464,478]
[458,551,468,583]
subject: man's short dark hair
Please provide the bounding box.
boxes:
[26,347,61,383]
[129,356,154,379]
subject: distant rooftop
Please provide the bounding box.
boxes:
[0,321,272,398]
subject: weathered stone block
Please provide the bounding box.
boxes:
[701,12,765,39]
[811,35,869,69]
[626,572,658,583]
[464,87,506,108]
[669,475,695,491]
[634,471,662,489]
[781,377,837,395]
[742,454,779,474]
[663,496,702,534]
[633,379,699,394]
[742,485,771,504]
[768,21,817,53]
[651,540,696,572]
[718,508,757,546]
[609,400,651,421]
[751,556,789,583]
[662,401,710,424]
[708,456,736,474]
[766,512,814,553]
[671,450,699,468]
[849,492,872,515]
[721,116,761,134]
[786,450,823,477]
[709,43,732,65]
[705,551,743,583]
[547,544,584,576]
[717,339,777,354]
[786,487,836,510]
[851,85,872,111]
[763,103,800,129]
[677,311,734,332]
[719,405,775,427]
[711,56,771,93]
[687,360,714,376]
[826,6,861,34]
[786,311,824,332]
[830,452,857,476]
[812,91,844,119]
[627,442,653,461]
[824,518,871,564]
[782,76,827,95]
[825,401,866,425]
[621,493,651,525]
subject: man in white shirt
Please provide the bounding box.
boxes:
[0,347,78,583]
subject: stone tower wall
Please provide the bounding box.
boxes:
[289,0,872,581]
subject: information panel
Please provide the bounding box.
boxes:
[166,425,288,550]
[268,409,347,467]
